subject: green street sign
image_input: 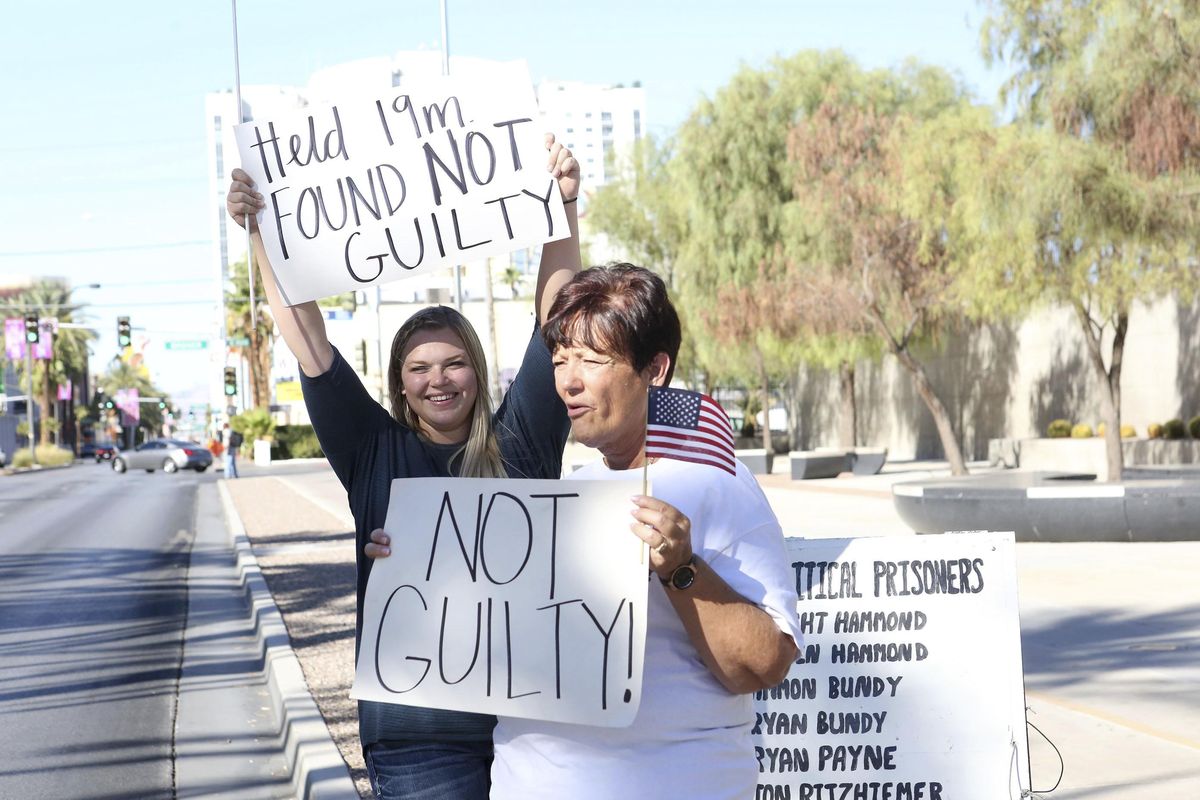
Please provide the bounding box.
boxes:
[165,340,208,351]
[228,336,250,346]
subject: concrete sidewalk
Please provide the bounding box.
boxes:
[222,454,1200,798]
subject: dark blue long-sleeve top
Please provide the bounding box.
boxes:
[300,322,569,747]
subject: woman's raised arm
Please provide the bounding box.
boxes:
[534,133,582,324]
[226,168,334,377]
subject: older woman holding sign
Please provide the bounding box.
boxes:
[225,134,580,800]
[488,264,802,799]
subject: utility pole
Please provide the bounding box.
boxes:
[441,0,465,311]
[484,255,501,404]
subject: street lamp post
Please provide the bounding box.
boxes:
[440,0,465,311]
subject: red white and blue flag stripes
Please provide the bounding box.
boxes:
[645,386,737,475]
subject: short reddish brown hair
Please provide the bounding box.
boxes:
[542,263,681,383]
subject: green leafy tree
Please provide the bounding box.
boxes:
[781,58,974,471]
[586,136,709,390]
[979,0,1200,479]
[225,258,275,409]
[671,52,878,454]
[588,136,689,287]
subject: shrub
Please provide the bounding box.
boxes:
[1070,423,1093,438]
[11,446,74,468]
[740,421,757,439]
[1147,423,1163,439]
[290,431,324,459]
[1189,416,1200,439]
[1095,422,1134,438]
[271,424,324,460]
[1163,418,1186,440]
[230,408,275,450]
[1046,419,1072,438]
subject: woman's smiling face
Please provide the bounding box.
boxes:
[400,327,478,445]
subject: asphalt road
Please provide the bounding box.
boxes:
[0,461,210,800]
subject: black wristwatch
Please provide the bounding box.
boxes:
[661,556,698,591]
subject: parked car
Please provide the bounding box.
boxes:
[80,442,116,462]
[112,439,213,474]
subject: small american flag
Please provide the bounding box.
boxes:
[645,386,737,475]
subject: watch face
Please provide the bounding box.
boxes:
[671,564,696,590]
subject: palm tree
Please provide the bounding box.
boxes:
[11,280,94,446]
[224,258,275,409]
[502,265,524,299]
[99,358,169,446]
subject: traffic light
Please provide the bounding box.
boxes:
[24,314,38,344]
[158,401,167,410]
[223,367,237,396]
[117,317,132,349]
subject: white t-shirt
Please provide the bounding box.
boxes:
[492,458,802,800]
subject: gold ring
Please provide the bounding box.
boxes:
[656,539,669,553]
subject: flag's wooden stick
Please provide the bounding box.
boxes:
[641,385,650,565]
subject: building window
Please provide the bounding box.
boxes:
[213,117,224,181]
[633,109,641,139]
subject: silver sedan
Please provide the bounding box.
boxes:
[111,439,213,474]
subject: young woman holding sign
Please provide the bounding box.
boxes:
[225,133,580,800]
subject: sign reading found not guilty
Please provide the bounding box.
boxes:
[234,60,568,305]
[352,477,648,727]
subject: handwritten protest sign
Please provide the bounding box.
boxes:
[754,532,1029,800]
[234,60,568,305]
[353,477,648,727]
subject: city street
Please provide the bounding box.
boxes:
[0,462,204,798]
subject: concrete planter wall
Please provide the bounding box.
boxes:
[1003,437,1200,481]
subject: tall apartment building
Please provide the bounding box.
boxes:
[535,79,645,191]
[204,52,645,417]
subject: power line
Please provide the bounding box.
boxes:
[0,136,205,155]
[1,300,216,309]
[0,240,210,258]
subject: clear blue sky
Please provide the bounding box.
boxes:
[0,0,1007,406]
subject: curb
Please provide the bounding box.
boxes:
[1,462,75,477]
[217,481,360,800]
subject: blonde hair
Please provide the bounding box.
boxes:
[387,306,505,478]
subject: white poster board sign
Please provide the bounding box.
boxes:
[754,532,1029,799]
[234,60,568,305]
[352,477,648,727]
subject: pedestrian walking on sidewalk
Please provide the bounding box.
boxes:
[223,423,241,479]
[226,133,581,800]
